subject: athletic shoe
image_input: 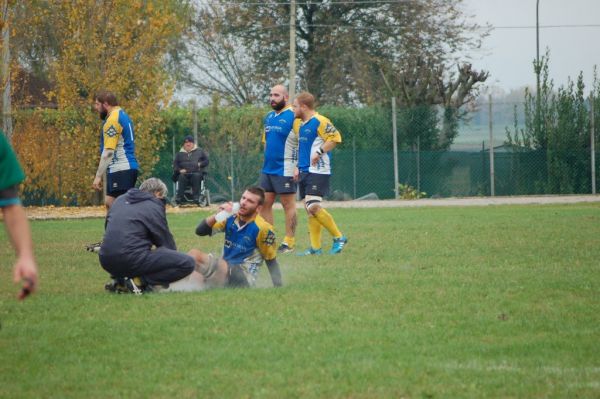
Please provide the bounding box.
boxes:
[277,243,295,254]
[104,277,128,293]
[329,236,348,254]
[124,277,144,295]
[297,248,323,256]
[85,241,102,253]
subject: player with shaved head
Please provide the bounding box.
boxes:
[259,84,298,254]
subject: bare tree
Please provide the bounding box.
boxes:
[180,3,265,105]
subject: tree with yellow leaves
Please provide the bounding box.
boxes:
[7,0,189,205]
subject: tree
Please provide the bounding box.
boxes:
[186,0,488,107]
[9,0,190,205]
[507,51,598,194]
[179,3,264,106]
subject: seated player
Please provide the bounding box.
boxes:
[188,186,283,289]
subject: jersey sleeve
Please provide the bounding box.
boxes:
[0,133,25,192]
[102,111,124,150]
[292,118,301,135]
[317,116,342,144]
[262,113,269,145]
[212,219,227,233]
[257,226,277,261]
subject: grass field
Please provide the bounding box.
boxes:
[1,203,599,398]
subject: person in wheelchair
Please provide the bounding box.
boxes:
[172,135,209,206]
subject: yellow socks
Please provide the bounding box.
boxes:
[283,235,295,248]
[313,208,342,239]
[308,215,322,249]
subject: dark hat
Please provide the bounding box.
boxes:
[184,135,195,143]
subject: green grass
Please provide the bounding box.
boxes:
[1,204,599,398]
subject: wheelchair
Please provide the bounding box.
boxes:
[172,172,211,207]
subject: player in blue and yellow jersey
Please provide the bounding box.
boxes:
[87,91,139,252]
[92,90,139,205]
[292,92,348,255]
[260,84,298,254]
[190,186,283,288]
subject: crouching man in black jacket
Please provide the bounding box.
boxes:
[99,178,195,293]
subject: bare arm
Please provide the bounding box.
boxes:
[265,258,283,287]
[92,149,114,190]
[3,204,38,298]
[195,202,234,235]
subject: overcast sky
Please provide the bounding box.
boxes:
[463,0,600,93]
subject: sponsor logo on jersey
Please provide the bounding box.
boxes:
[106,125,118,138]
[325,123,337,134]
[264,230,276,246]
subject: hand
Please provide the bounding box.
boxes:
[180,169,187,174]
[215,202,234,222]
[311,153,321,166]
[92,176,102,191]
[218,202,233,213]
[13,256,38,300]
[293,167,299,181]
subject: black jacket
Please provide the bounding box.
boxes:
[99,188,176,265]
[173,146,209,179]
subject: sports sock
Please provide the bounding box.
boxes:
[314,208,342,239]
[132,277,145,287]
[283,236,295,248]
[308,215,322,250]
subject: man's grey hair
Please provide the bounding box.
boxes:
[139,177,168,197]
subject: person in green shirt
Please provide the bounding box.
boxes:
[0,133,38,300]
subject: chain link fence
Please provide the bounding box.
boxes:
[9,96,600,205]
[154,100,598,202]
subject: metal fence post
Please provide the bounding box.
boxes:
[229,135,235,201]
[488,94,495,196]
[416,135,421,194]
[192,100,198,144]
[392,97,399,199]
[352,135,357,199]
[591,94,596,194]
[172,135,176,197]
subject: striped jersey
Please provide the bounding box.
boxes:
[294,112,342,175]
[99,107,138,173]
[262,107,297,176]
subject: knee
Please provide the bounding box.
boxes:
[263,198,274,209]
[187,248,203,262]
[182,255,195,274]
[281,197,296,211]
[305,195,322,215]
